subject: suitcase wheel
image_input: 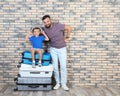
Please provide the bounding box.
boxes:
[14,77,18,81]
[13,87,18,91]
[17,74,21,77]
[17,64,21,68]
[16,82,18,85]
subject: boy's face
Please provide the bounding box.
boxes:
[33,29,41,37]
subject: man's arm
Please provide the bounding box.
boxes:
[64,25,72,42]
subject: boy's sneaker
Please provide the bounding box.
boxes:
[62,85,69,91]
[38,62,42,67]
[53,84,60,90]
[32,62,36,68]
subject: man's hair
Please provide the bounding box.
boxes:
[42,15,51,21]
[32,27,41,33]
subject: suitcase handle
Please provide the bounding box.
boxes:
[28,85,39,88]
[30,72,40,74]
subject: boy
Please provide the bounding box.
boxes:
[25,27,49,68]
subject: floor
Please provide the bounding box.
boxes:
[0,84,120,96]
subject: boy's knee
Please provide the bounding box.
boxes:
[31,49,36,53]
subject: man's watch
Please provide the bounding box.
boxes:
[66,36,70,39]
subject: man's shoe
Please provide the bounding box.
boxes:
[53,84,60,90]
[62,85,69,91]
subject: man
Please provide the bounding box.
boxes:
[42,15,72,91]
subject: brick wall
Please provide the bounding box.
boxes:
[0,0,120,86]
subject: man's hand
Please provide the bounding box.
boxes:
[64,37,70,42]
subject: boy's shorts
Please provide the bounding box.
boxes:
[32,48,43,51]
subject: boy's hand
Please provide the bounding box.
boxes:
[41,31,49,41]
[25,31,32,42]
[28,31,33,35]
[25,38,29,41]
[41,30,45,34]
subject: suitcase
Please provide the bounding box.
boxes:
[21,50,52,66]
[42,52,52,66]
[15,77,52,84]
[19,63,53,77]
[22,50,39,60]
[21,50,39,65]
[21,58,39,65]
[15,84,52,91]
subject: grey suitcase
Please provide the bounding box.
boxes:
[15,77,52,84]
[15,84,52,91]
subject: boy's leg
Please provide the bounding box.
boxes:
[37,49,43,67]
[31,49,36,68]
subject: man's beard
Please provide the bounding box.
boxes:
[45,24,52,28]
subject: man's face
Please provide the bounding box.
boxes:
[43,17,52,28]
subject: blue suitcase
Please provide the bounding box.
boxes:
[22,50,39,60]
[21,58,38,65]
[21,50,52,66]
[42,52,52,66]
[21,50,39,65]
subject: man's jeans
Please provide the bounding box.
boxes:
[50,47,67,85]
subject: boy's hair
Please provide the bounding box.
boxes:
[32,27,41,33]
[42,15,51,21]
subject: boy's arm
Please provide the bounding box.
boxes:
[41,31,49,41]
[25,31,33,42]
